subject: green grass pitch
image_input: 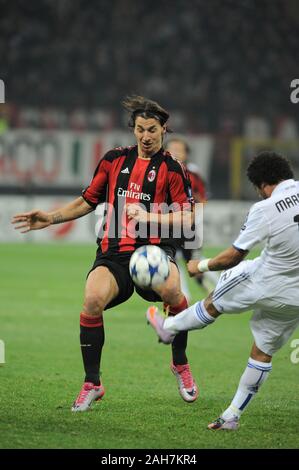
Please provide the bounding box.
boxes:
[0,243,298,449]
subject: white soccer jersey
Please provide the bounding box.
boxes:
[233,179,299,305]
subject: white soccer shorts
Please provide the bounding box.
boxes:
[212,260,299,356]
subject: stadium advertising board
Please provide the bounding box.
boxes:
[0,131,213,187]
[1,196,252,246]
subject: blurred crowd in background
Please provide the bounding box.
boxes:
[1,0,298,133]
[0,0,299,200]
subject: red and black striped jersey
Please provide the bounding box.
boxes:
[82,145,193,254]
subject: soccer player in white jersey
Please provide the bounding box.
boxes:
[147,151,299,430]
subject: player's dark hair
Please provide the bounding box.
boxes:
[247,151,294,188]
[166,137,190,155]
[122,95,171,130]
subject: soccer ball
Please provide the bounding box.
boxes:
[129,245,170,288]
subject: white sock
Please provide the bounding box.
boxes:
[221,357,272,421]
[164,300,215,334]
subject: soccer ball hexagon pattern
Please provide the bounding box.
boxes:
[129,245,170,288]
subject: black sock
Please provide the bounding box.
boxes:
[171,331,188,365]
[167,297,189,366]
[80,321,105,386]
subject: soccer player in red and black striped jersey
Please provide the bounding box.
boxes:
[12,95,199,412]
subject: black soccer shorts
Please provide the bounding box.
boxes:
[88,245,177,310]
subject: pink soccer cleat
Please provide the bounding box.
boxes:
[146,306,176,344]
[171,363,199,403]
[71,382,105,412]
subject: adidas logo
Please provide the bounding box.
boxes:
[121,167,130,174]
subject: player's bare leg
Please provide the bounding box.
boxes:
[72,267,119,412]
[208,342,272,430]
[153,263,198,402]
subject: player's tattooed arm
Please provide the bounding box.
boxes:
[51,213,64,224]
[49,197,94,224]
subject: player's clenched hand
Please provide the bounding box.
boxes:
[126,204,149,223]
[11,210,52,233]
[187,260,201,277]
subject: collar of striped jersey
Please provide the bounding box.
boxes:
[135,145,165,160]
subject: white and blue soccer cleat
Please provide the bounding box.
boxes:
[208,416,239,430]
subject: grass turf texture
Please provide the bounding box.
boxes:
[0,243,298,449]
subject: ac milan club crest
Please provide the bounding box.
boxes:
[148,169,156,182]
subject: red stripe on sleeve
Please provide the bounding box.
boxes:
[83,159,111,207]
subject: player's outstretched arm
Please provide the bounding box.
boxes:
[187,246,247,276]
[126,203,194,226]
[12,196,93,233]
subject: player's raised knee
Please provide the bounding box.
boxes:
[83,293,105,316]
